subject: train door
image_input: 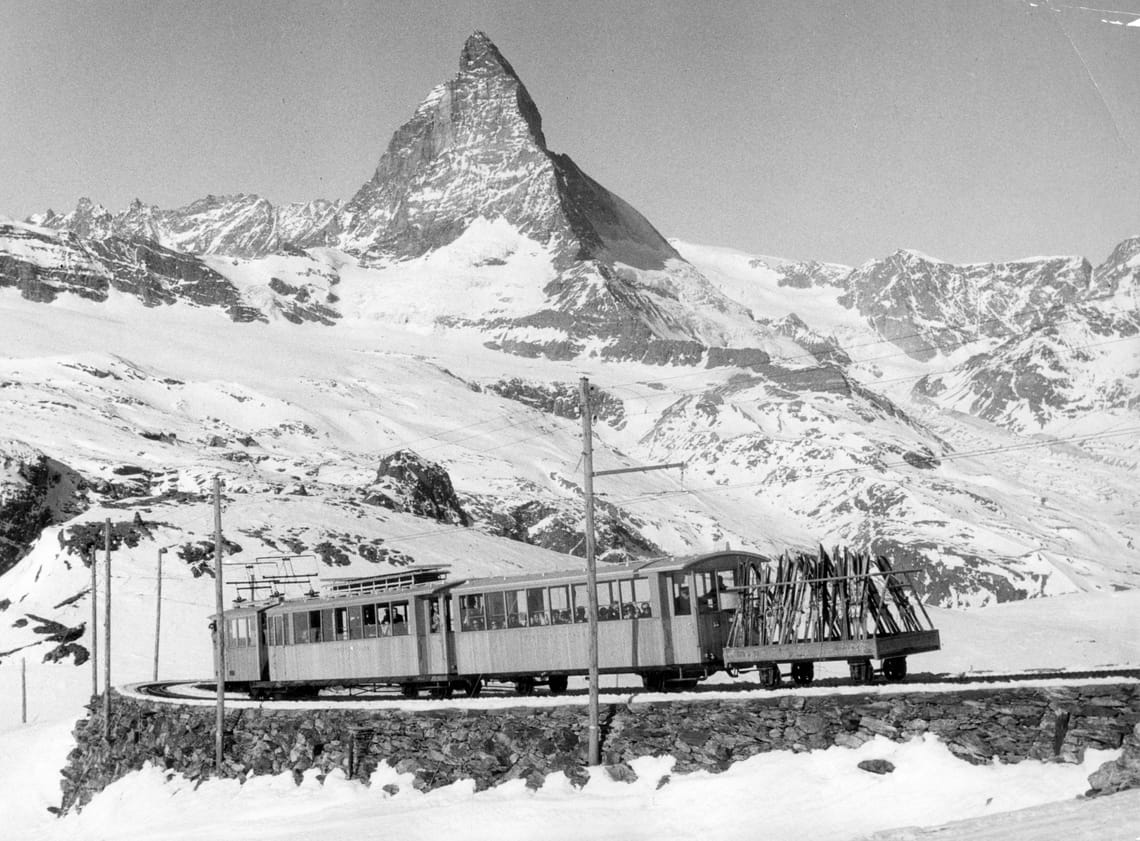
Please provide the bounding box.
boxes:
[257,610,270,680]
[693,568,736,661]
[415,595,451,677]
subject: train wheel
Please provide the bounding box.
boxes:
[514,677,535,696]
[849,659,873,685]
[641,672,666,692]
[791,661,814,687]
[429,685,454,699]
[463,678,483,698]
[400,684,420,698]
[547,674,569,695]
[758,663,781,689]
[882,656,907,682]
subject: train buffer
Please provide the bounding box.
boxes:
[723,546,941,687]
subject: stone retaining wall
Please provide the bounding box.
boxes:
[58,683,1140,813]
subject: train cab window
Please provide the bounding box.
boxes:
[334,607,348,641]
[390,602,409,636]
[572,583,588,623]
[461,594,485,631]
[362,604,378,638]
[549,583,570,624]
[348,606,363,640]
[695,572,716,612]
[531,586,554,626]
[228,618,247,647]
[716,569,738,611]
[671,575,692,616]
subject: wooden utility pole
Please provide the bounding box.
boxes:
[579,376,684,766]
[578,377,600,766]
[89,545,98,701]
[213,476,225,773]
[103,518,111,740]
[153,547,166,682]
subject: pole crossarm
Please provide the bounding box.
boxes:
[592,461,686,478]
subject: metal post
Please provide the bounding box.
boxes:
[579,377,600,766]
[89,545,98,701]
[214,476,225,773]
[103,518,111,740]
[153,547,166,682]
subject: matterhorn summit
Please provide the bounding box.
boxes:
[336,31,680,271]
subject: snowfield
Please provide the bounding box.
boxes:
[1,586,1138,840]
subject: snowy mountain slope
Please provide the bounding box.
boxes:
[1,29,1138,673]
[31,195,342,260]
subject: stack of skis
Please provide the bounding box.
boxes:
[727,546,935,648]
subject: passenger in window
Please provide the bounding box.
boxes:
[674,586,691,615]
[574,606,587,623]
[379,609,391,636]
[621,603,637,619]
[638,601,652,618]
[530,611,548,626]
[430,604,441,632]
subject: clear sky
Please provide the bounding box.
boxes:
[3,0,1139,266]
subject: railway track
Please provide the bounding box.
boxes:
[131,667,1140,706]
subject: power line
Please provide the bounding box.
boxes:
[606,424,1140,509]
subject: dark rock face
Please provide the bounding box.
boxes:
[1088,721,1140,796]
[365,450,470,526]
[0,446,87,576]
[482,378,625,426]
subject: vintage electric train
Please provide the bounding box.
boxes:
[215,549,940,698]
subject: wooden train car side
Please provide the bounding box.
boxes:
[215,548,940,696]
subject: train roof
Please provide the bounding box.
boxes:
[451,550,771,591]
[222,550,773,614]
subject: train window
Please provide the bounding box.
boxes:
[362,604,378,638]
[292,612,307,644]
[618,579,652,618]
[695,572,718,613]
[377,605,393,635]
[348,606,363,640]
[671,575,692,616]
[549,583,570,624]
[572,583,588,623]
[529,587,552,626]
[269,615,282,646]
[334,607,348,641]
[390,602,409,636]
[486,591,508,630]
[320,609,336,641]
[504,591,528,628]
[716,569,737,610]
[597,582,619,621]
[309,610,323,642]
[461,594,485,631]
